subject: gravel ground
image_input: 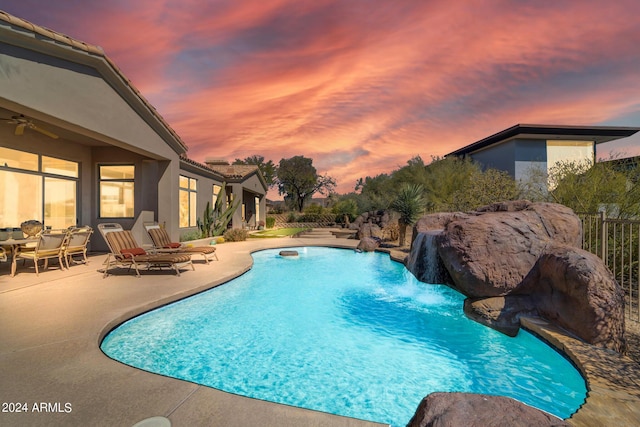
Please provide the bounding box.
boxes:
[626,323,640,365]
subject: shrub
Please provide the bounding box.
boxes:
[179,230,202,242]
[298,213,320,222]
[266,216,276,228]
[287,212,298,223]
[223,228,249,242]
[381,223,399,241]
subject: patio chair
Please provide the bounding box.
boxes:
[98,223,193,278]
[63,226,93,269]
[0,246,6,262]
[11,229,67,277]
[144,223,218,264]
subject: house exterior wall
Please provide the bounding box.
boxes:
[1,21,267,252]
[0,40,185,252]
[514,139,548,181]
[0,44,179,161]
[469,139,517,176]
[176,168,225,241]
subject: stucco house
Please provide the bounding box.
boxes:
[0,11,266,252]
[446,124,640,182]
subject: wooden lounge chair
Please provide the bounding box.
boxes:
[144,223,218,264]
[11,229,67,276]
[63,226,93,269]
[98,223,193,278]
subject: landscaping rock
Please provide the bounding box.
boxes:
[407,392,570,427]
[518,243,626,352]
[463,295,538,337]
[437,201,582,297]
[357,222,383,240]
[357,237,380,252]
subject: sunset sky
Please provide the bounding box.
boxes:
[2,1,639,194]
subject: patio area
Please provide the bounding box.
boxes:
[1,237,639,426]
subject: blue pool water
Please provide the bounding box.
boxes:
[101,247,587,426]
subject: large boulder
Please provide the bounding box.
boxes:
[518,243,626,352]
[357,222,383,240]
[407,392,569,427]
[357,237,380,252]
[437,201,582,297]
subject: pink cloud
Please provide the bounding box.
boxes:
[2,0,639,194]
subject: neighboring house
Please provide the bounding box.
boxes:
[0,11,266,251]
[446,124,640,183]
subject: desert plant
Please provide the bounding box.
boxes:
[266,216,276,228]
[391,184,426,246]
[332,199,358,225]
[223,228,249,242]
[179,229,202,242]
[197,183,241,237]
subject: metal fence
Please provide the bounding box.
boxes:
[579,212,640,327]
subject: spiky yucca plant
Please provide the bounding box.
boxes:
[390,184,426,247]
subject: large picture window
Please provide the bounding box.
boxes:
[0,147,78,229]
[99,165,134,218]
[179,175,197,227]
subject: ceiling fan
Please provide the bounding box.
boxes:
[1,114,59,139]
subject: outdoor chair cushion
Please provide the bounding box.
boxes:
[121,247,147,258]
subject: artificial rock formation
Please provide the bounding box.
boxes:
[437,201,582,297]
[519,243,625,351]
[408,200,625,352]
[407,392,570,427]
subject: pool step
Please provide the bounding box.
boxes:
[298,229,336,239]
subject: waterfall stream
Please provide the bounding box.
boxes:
[407,229,445,284]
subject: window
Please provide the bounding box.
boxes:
[99,165,134,218]
[255,196,260,225]
[0,147,78,228]
[179,175,197,227]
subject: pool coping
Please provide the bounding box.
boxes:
[1,238,638,426]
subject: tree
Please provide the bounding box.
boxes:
[233,155,277,188]
[549,158,640,218]
[276,156,336,212]
[331,198,359,225]
[451,168,518,211]
[390,184,426,246]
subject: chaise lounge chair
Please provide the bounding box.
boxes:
[98,223,193,278]
[144,223,218,264]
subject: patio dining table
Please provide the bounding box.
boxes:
[0,237,39,257]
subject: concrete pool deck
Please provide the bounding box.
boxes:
[1,237,639,426]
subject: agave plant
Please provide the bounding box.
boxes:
[197,183,241,237]
[390,184,426,246]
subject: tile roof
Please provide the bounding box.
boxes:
[0,10,188,153]
[207,164,260,179]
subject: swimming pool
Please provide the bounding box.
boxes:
[101,247,587,426]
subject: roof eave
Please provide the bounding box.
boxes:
[0,10,189,155]
[446,124,640,157]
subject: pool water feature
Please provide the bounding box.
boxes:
[101,247,587,426]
